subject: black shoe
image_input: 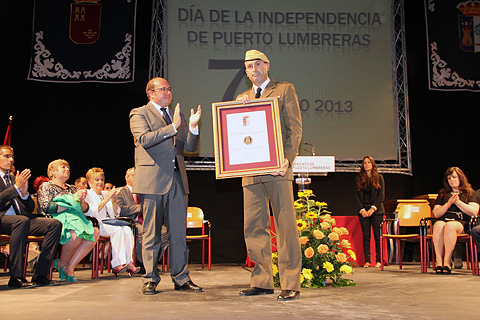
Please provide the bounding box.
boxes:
[443,266,452,274]
[435,266,444,274]
[142,282,157,295]
[277,290,300,301]
[174,280,203,292]
[32,275,57,286]
[8,277,36,289]
[239,287,274,296]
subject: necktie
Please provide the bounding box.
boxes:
[133,193,144,224]
[160,107,172,125]
[3,175,20,215]
[255,87,262,98]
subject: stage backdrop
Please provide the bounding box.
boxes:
[425,0,480,91]
[27,0,137,83]
[166,0,396,161]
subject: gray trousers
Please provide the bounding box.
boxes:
[139,172,190,286]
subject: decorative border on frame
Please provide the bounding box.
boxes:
[29,31,133,82]
[429,41,480,89]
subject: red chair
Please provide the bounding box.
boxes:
[380,199,431,272]
[422,216,478,275]
[186,206,212,270]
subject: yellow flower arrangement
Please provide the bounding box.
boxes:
[273,189,356,288]
[297,219,307,231]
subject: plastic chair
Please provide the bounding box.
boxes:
[380,199,432,272]
[186,206,211,270]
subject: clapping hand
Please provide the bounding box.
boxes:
[189,105,202,128]
[15,169,31,197]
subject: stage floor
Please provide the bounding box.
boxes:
[0,263,478,319]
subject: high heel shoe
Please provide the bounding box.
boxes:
[443,266,452,274]
[127,266,141,276]
[112,265,127,277]
[434,266,444,274]
[59,267,78,282]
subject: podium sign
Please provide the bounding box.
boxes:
[293,156,335,174]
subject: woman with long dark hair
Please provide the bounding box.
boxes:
[355,156,385,268]
[432,167,479,274]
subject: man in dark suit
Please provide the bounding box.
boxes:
[115,167,169,271]
[0,145,62,288]
[129,77,202,295]
[236,50,303,301]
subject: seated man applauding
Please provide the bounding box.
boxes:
[0,145,62,288]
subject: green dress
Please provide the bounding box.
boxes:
[37,181,95,245]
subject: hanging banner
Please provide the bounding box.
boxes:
[426,0,480,91]
[27,0,137,83]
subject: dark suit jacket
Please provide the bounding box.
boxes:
[115,185,140,219]
[236,79,303,186]
[129,101,200,196]
[0,174,35,218]
[354,174,385,215]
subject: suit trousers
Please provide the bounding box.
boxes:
[358,213,383,263]
[139,172,190,286]
[101,223,135,268]
[0,215,61,278]
[243,179,301,291]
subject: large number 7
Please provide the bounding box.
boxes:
[208,59,245,101]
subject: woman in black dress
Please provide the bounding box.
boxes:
[432,167,479,274]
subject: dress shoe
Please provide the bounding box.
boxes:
[174,280,203,292]
[239,287,274,296]
[32,275,57,286]
[127,265,141,276]
[142,282,157,295]
[112,264,127,278]
[277,290,300,301]
[8,277,36,289]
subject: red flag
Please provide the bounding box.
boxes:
[3,116,12,146]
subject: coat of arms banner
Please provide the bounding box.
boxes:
[28,0,136,83]
[426,0,480,91]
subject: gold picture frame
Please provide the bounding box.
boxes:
[212,97,284,179]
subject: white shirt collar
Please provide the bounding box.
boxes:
[150,101,170,115]
[253,78,270,94]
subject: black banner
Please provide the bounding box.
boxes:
[28,0,136,83]
[426,0,480,91]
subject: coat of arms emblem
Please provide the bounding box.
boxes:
[458,0,480,52]
[69,0,102,44]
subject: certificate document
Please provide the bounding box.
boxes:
[226,110,271,165]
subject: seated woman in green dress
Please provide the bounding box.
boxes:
[37,159,100,281]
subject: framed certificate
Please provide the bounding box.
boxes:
[212,97,284,179]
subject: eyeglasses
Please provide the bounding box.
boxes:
[151,87,173,93]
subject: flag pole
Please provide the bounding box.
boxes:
[3,115,12,146]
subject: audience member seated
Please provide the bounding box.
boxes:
[354,155,385,268]
[115,167,169,272]
[74,177,88,190]
[468,189,480,259]
[33,176,49,195]
[37,159,100,282]
[432,167,479,274]
[84,167,140,276]
[104,182,114,191]
[0,145,62,288]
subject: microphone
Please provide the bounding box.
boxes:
[304,142,316,156]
